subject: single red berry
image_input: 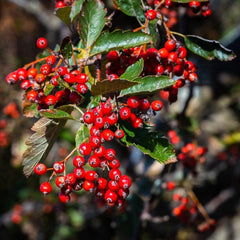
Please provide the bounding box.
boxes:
[88,155,100,168]
[168,52,178,63]
[76,83,88,94]
[118,188,129,199]
[127,96,140,109]
[173,207,181,217]
[109,159,120,169]
[85,170,98,181]
[20,80,31,90]
[64,173,76,185]
[72,155,85,168]
[164,39,176,52]
[40,182,52,195]
[69,92,82,104]
[105,113,118,126]
[145,9,157,20]
[89,135,101,148]
[102,129,114,141]
[119,175,131,189]
[93,145,106,157]
[27,67,38,80]
[83,111,95,124]
[151,100,163,111]
[120,107,131,120]
[45,95,57,106]
[40,64,51,75]
[64,73,76,84]
[139,99,150,111]
[189,1,201,13]
[94,116,105,128]
[55,90,68,102]
[105,148,116,161]
[114,129,125,139]
[97,177,108,190]
[79,142,92,156]
[173,65,184,76]
[34,163,47,175]
[83,180,95,192]
[55,176,65,188]
[35,73,46,83]
[177,46,187,59]
[27,90,38,102]
[104,190,118,203]
[73,167,85,179]
[108,180,119,191]
[167,181,175,190]
[90,126,101,136]
[109,169,121,181]
[188,72,198,82]
[53,161,65,173]
[158,48,169,59]
[101,101,112,115]
[156,64,164,75]
[132,118,143,128]
[76,73,88,84]
[6,72,18,84]
[46,55,56,65]
[58,192,70,203]
[37,37,48,49]
[16,68,28,80]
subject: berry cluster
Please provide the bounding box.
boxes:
[146,0,212,24]
[178,143,207,170]
[106,39,198,103]
[6,38,89,111]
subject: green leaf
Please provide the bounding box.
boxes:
[147,19,158,47]
[184,35,236,61]
[78,0,106,48]
[60,36,73,59]
[39,108,74,120]
[70,0,84,21]
[120,75,175,96]
[91,79,139,96]
[75,124,90,153]
[171,0,208,2]
[119,59,144,81]
[44,84,54,96]
[56,6,71,28]
[114,0,145,23]
[22,117,67,177]
[90,31,152,57]
[120,123,175,164]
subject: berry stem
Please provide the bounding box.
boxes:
[61,147,77,163]
[187,189,211,222]
[170,31,186,39]
[24,57,48,69]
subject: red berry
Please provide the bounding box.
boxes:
[109,169,121,181]
[118,188,129,199]
[76,73,88,83]
[27,68,38,80]
[167,181,175,190]
[88,155,100,168]
[37,37,48,49]
[127,96,140,109]
[35,73,46,83]
[45,95,57,106]
[46,55,56,65]
[164,39,176,52]
[85,170,98,181]
[108,180,119,191]
[114,129,125,139]
[73,167,85,179]
[109,159,120,169]
[105,148,116,161]
[69,92,82,104]
[83,111,95,124]
[73,155,85,168]
[139,99,150,111]
[151,100,163,111]
[97,177,108,190]
[102,129,114,141]
[158,48,169,59]
[93,145,106,157]
[188,72,198,82]
[101,101,112,115]
[79,142,92,156]
[177,46,187,59]
[40,64,51,75]
[94,116,105,128]
[145,9,157,20]
[21,80,31,90]
[53,161,65,173]
[27,90,38,102]
[132,118,143,128]
[119,175,131,189]
[16,68,28,80]
[76,83,88,94]
[104,189,118,203]
[89,135,101,148]
[120,107,131,120]
[40,182,52,195]
[55,176,65,188]
[58,67,68,76]
[34,163,47,175]
[58,192,70,203]
[107,51,119,62]
[83,180,95,191]
[64,173,76,185]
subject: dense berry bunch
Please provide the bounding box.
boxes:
[106,39,197,103]
[178,143,207,170]
[6,38,89,111]
[146,0,212,26]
